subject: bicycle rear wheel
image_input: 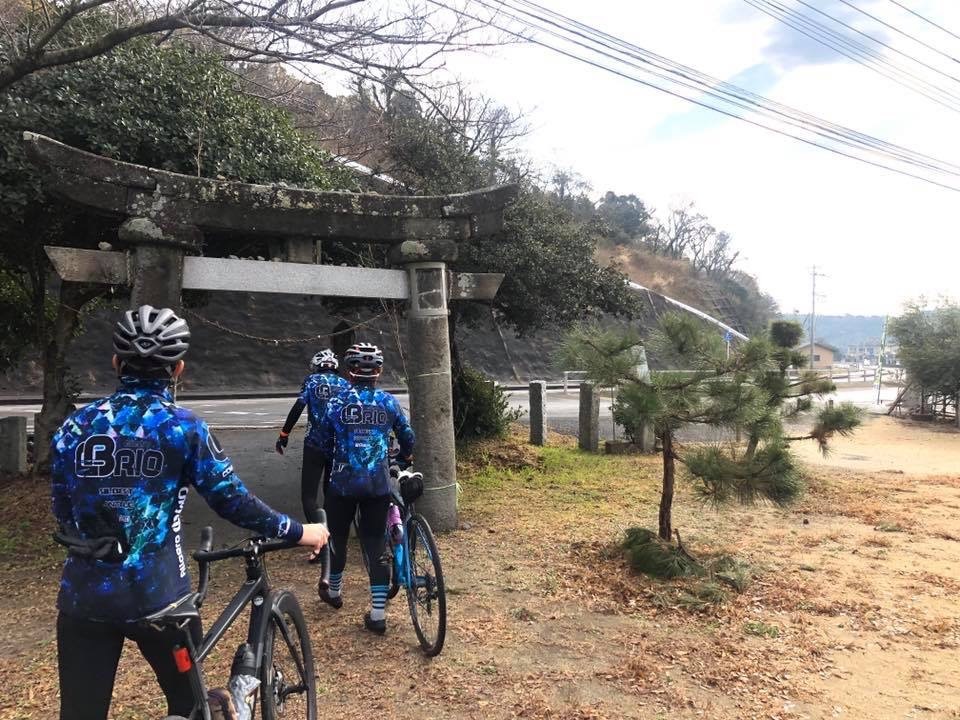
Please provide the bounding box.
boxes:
[260,592,317,719]
[405,513,447,656]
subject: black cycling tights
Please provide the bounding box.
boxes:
[301,444,330,524]
[324,492,391,587]
[57,612,196,720]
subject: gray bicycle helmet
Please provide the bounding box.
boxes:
[113,305,190,368]
[310,349,339,372]
[344,342,383,378]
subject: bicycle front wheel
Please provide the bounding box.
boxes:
[405,513,447,656]
[260,592,317,719]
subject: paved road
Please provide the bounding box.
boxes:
[1,384,899,436]
[8,384,899,546]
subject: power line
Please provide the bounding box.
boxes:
[885,0,960,44]
[504,0,960,172]
[433,0,960,190]
[836,0,960,63]
[510,0,960,175]
[743,0,960,113]
[792,0,960,77]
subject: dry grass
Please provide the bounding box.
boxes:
[596,244,709,311]
[3,424,960,719]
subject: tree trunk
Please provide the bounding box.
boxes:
[448,308,464,385]
[32,282,105,475]
[658,429,675,541]
[448,308,467,437]
[744,432,759,460]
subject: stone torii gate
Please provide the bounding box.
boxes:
[24,131,518,532]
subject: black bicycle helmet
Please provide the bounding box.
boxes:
[310,349,339,372]
[113,305,190,369]
[344,342,383,378]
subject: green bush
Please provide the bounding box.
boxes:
[453,366,522,441]
[611,382,658,446]
[621,527,705,579]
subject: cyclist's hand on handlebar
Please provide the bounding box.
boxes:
[275,432,289,455]
[299,522,330,560]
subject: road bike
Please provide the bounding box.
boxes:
[148,519,321,719]
[387,468,447,656]
[324,468,446,656]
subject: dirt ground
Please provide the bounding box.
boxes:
[2,415,960,719]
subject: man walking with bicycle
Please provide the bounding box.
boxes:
[317,342,415,634]
[50,305,329,720]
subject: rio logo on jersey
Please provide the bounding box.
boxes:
[340,403,387,425]
[75,435,164,479]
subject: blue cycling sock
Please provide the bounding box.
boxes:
[370,584,389,621]
[329,572,343,597]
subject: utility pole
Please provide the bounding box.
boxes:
[809,266,816,370]
[876,315,888,405]
[809,266,827,371]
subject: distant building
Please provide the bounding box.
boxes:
[794,341,840,369]
[845,339,899,367]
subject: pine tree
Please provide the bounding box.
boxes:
[561,313,862,544]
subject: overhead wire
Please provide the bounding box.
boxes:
[836,0,960,63]
[425,0,960,191]
[791,0,960,80]
[741,0,960,113]
[508,0,960,175]
[884,0,960,44]
[431,0,960,190]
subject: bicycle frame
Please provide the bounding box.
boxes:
[391,510,411,590]
[163,546,287,720]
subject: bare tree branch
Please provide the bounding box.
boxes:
[0,0,502,91]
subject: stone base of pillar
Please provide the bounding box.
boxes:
[0,417,28,473]
[529,381,547,446]
[578,382,600,451]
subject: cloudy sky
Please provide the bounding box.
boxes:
[442,0,960,316]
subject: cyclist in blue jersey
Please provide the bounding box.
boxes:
[50,305,329,720]
[275,349,351,524]
[317,342,415,635]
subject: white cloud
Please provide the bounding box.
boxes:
[443,0,960,316]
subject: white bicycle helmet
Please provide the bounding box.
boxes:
[310,348,339,372]
[344,343,383,378]
[113,305,190,369]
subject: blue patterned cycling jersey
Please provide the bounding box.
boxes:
[318,384,415,498]
[298,373,351,448]
[50,377,303,622]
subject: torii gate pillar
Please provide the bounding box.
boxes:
[119,218,199,310]
[391,240,459,530]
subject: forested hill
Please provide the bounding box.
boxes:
[780,314,887,348]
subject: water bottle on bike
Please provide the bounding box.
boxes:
[387,504,403,545]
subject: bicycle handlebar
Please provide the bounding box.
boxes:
[192,536,299,563]
[193,510,327,572]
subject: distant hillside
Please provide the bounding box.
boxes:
[781,314,887,350]
[597,244,775,336]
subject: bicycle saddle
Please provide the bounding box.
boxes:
[141,593,202,624]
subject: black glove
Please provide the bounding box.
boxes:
[275,433,289,455]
